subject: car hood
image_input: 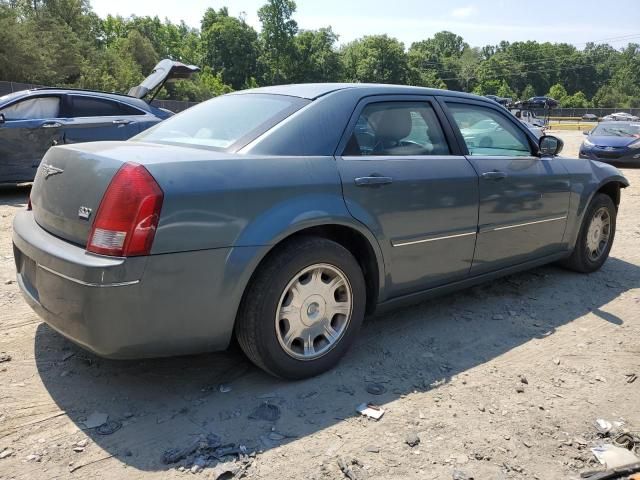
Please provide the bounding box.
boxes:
[127,59,200,99]
[587,135,638,148]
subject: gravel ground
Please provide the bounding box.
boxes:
[0,131,639,480]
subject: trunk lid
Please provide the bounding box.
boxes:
[127,59,200,100]
[31,141,238,247]
[31,143,129,246]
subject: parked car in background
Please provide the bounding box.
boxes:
[511,108,545,127]
[601,112,639,122]
[582,113,599,121]
[0,59,199,184]
[13,83,628,379]
[484,95,511,107]
[580,121,640,164]
[526,96,559,108]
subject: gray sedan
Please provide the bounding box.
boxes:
[12,84,629,379]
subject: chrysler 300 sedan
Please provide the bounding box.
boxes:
[13,84,628,379]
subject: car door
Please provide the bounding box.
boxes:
[0,95,64,182]
[441,98,570,275]
[62,95,143,145]
[336,96,479,298]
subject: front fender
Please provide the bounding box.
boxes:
[561,158,629,248]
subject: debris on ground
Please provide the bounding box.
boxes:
[452,469,474,480]
[218,384,232,393]
[0,353,11,363]
[405,432,420,447]
[337,457,358,480]
[356,403,385,420]
[96,420,122,435]
[248,403,281,422]
[83,412,108,429]
[0,448,13,459]
[365,383,386,395]
[625,373,638,384]
[591,444,640,469]
[163,437,201,464]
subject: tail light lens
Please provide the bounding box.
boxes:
[87,163,163,257]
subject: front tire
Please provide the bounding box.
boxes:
[562,193,616,273]
[235,237,366,379]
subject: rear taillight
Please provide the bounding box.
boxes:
[27,196,32,211]
[87,163,163,257]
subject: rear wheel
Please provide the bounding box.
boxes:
[235,237,366,379]
[562,193,616,273]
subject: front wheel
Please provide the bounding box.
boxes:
[235,237,366,379]
[562,193,617,273]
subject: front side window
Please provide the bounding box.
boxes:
[0,97,60,120]
[135,93,308,151]
[343,101,450,156]
[448,103,532,157]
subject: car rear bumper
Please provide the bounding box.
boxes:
[13,211,239,359]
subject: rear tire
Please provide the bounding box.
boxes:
[562,193,616,273]
[235,237,366,379]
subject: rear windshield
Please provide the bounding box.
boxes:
[134,93,309,151]
[591,123,640,137]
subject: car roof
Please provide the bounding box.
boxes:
[233,82,486,101]
[0,87,153,110]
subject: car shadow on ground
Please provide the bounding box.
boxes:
[33,256,639,472]
[0,184,30,208]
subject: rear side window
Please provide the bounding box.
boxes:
[0,97,60,120]
[69,96,142,117]
[447,103,532,157]
[135,93,308,151]
[343,101,450,156]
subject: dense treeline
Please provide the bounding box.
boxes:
[2,0,640,107]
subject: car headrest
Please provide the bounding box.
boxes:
[369,108,412,142]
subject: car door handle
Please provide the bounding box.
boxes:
[112,119,131,125]
[41,121,62,128]
[354,176,393,186]
[481,171,507,180]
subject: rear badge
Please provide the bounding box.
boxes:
[78,206,92,220]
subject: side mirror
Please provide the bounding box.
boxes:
[539,135,564,157]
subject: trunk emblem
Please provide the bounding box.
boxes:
[41,164,64,179]
[78,206,92,220]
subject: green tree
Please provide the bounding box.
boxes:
[257,0,298,84]
[497,80,516,99]
[290,28,342,82]
[341,35,407,84]
[521,84,536,101]
[547,83,568,103]
[200,7,259,89]
[562,91,589,108]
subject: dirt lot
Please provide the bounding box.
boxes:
[1,131,639,479]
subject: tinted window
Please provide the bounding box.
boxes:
[343,102,450,156]
[69,96,140,117]
[0,96,60,120]
[448,103,532,157]
[135,94,307,150]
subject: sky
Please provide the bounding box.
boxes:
[90,0,640,49]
